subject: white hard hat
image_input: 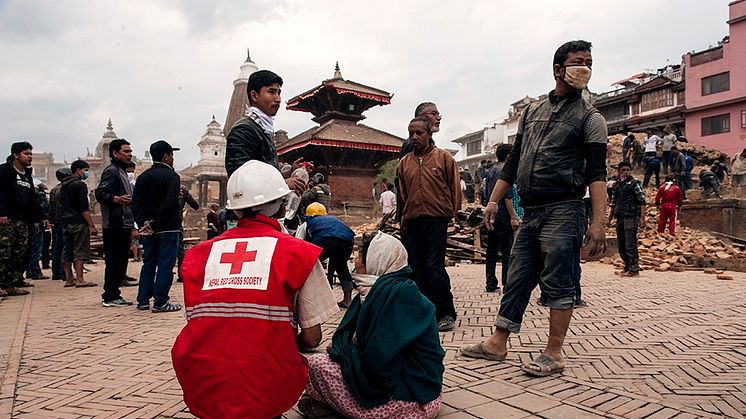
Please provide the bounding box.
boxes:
[226,160,292,210]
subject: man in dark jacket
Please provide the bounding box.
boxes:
[224,70,304,196]
[26,183,50,279]
[0,142,43,296]
[463,41,608,377]
[608,161,646,277]
[175,185,199,283]
[483,144,518,293]
[95,138,136,307]
[132,140,182,313]
[49,168,72,280]
[699,169,722,198]
[670,146,687,200]
[60,160,98,287]
[298,173,331,222]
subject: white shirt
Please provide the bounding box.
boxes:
[644,135,661,153]
[380,190,396,215]
[247,106,274,134]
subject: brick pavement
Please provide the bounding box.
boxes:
[0,260,744,418]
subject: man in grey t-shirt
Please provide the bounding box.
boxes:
[661,125,677,175]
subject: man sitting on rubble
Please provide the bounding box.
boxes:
[172,160,338,419]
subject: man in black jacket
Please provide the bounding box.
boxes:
[608,161,646,277]
[0,142,43,296]
[132,140,182,313]
[49,168,72,280]
[26,183,50,279]
[461,41,608,377]
[224,69,305,196]
[175,185,199,283]
[95,138,136,307]
[60,160,98,288]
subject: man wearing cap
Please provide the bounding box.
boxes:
[49,167,73,280]
[172,160,338,419]
[132,140,183,312]
[95,138,137,307]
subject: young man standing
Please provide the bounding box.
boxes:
[206,203,222,239]
[670,146,687,200]
[397,116,461,332]
[49,168,72,281]
[461,40,608,376]
[224,69,305,195]
[608,161,646,277]
[483,144,519,293]
[95,138,137,307]
[172,160,337,419]
[132,140,183,312]
[60,160,98,288]
[379,183,396,217]
[0,142,43,296]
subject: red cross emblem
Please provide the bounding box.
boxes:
[220,242,257,274]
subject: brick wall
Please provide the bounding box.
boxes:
[679,199,746,238]
[328,174,375,207]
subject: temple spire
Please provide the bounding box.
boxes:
[107,117,113,131]
[246,48,253,63]
[333,61,342,79]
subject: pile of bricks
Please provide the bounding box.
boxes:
[602,200,746,274]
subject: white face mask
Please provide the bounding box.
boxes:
[563,65,592,90]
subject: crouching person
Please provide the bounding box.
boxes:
[171,160,338,419]
[300,231,444,419]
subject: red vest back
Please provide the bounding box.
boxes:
[172,215,322,419]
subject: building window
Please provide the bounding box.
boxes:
[702,72,730,95]
[702,114,730,136]
[641,90,673,112]
[466,140,482,156]
[742,110,746,128]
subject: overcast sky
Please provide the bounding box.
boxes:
[0,0,732,168]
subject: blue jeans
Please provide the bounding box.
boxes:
[137,232,180,307]
[51,224,65,279]
[26,225,44,277]
[495,202,584,333]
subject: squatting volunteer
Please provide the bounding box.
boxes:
[172,160,338,419]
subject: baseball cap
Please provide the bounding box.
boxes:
[150,140,180,161]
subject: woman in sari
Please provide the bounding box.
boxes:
[300,231,444,418]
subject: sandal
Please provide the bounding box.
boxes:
[64,282,76,287]
[152,302,182,313]
[459,342,506,361]
[521,354,565,377]
[75,281,97,288]
[297,394,336,418]
[337,300,350,309]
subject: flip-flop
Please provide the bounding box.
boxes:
[521,354,565,377]
[459,342,506,361]
[63,282,76,287]
[75,282,97,288]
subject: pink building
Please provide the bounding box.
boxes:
[684,0,746,157]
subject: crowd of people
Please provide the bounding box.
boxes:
[2,39,743,419]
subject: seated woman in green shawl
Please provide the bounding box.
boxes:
[299,231,445,419]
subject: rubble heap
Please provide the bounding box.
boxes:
[352,204,489,264]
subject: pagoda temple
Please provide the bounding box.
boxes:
[279,63,403,207]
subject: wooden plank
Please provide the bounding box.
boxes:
[446,238,486,255]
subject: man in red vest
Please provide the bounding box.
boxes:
[172,160,338,419]
[655,174,683,236]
